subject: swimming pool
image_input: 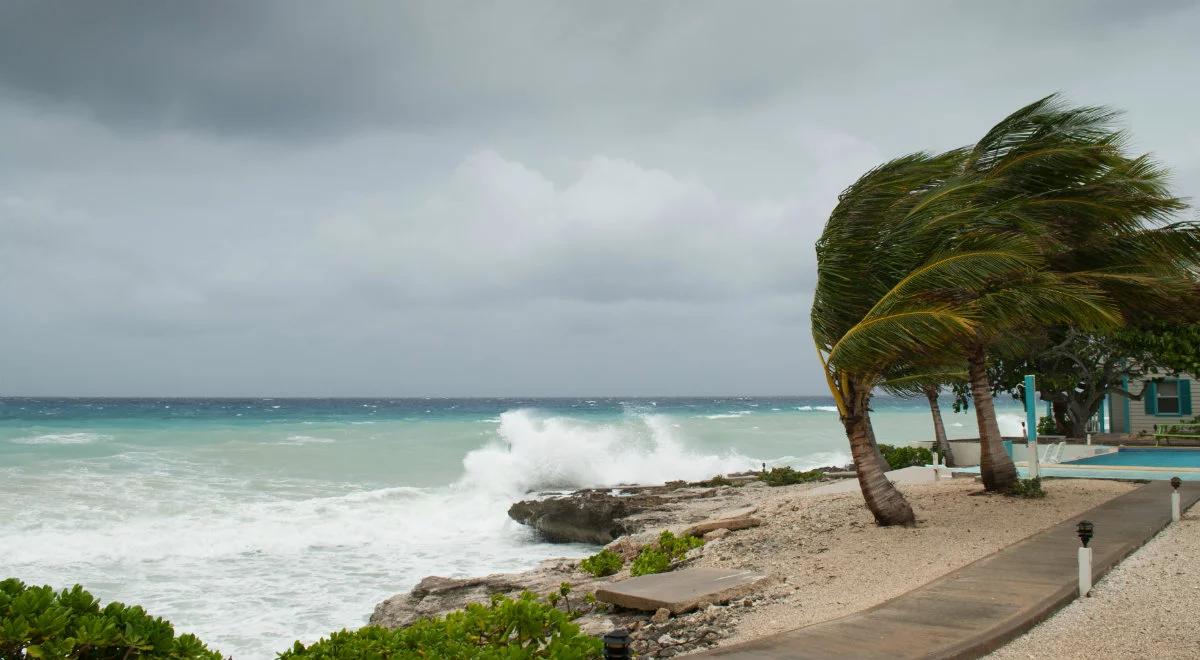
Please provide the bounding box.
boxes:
[1063,448,1200,468]
[952,447,1200,481]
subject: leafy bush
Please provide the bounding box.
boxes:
[0,578,221,660]
[280,592,602,659]
[630,548,671,577]
[694,475,740,487]
[578,549,624,577]
[759,466,824,486]
[1036,415,1058,435]
[1008,477,1046,499]
[877,444,933,470]
[630,531,704,577]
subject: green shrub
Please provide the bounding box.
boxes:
[630,531,704,577]
[0,578,222,660]
[578,549,624,577]
[280,592,602,659]
[630,548,671,577]
[877,444,933,470]
[759,466,824,486]
[694,475,740,487]
[1036,415,1058,435]
[1008,477,1046,499]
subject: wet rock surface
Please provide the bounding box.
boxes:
[506,476,771,544]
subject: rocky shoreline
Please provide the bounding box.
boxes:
[370,469,848,657]
[369,473,1137,658]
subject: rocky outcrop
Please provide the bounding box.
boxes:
[507,483,760,544]
[507,491,660,544]
[370,558,604,628]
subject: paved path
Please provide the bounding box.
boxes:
[700,480,1199,659]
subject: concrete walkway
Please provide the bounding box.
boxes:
[700,480,1199,659]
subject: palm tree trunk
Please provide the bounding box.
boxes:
[924,386,954,467]
[843,384,915,526]
[967,343,1017,491]
[862,407,893,473]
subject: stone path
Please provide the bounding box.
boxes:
[699,480,1199,659]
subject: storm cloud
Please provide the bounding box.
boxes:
[1,1,1197,396]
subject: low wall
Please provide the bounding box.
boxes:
[912,438,1114,467]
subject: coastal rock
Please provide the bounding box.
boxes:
[651,607,671,623]
[683,516,762,538]
[370,562,604,629]
[508,484,746,544]
[575,613,616,636]
[508,491,653,544]
[703,528,730,541]
[604,536,643,560]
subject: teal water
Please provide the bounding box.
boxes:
[1066,447,1200,468]
[0,397,1024,658]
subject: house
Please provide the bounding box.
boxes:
[1108,372,1196,435]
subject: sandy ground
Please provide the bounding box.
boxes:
[989,501,1200,659]
[687,477,1137,650]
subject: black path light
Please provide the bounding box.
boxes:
[1171,476,1183,522]
[603,629,632,659]
[1076,520,1094,597]
[1076,520,1094,547]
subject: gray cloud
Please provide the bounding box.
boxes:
[0,1,1197,396]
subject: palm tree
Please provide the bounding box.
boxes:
[812,151,1045,524]
[929,96,1186,490]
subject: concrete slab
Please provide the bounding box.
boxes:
[594,568,769,614]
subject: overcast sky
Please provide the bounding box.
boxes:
[1,1,1197,397]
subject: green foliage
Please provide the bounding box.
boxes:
[759,466,824,487]
[877,444,934,470]
[578,549,623,577]
[630,531,704,577]
[0,578,222,660]
[1036,415,1058,435]
[280,592,602,659]
[1007,477,1047,499]
[629,549,670,577]
[694,475,740,487]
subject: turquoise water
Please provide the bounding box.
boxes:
[1065,448,1200,468]
[0,396,1024,658]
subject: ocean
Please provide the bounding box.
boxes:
[0,396,1025,658]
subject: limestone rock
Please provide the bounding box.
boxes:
[604,536,643,561]
[508,492,648,544]
[574,613,615,636]
[684,516,762,538]
[651,607,671,623]
[369,566,604,629]
[703,527,730,541]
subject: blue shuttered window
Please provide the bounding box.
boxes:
[1181,379,1193,417]
[1145,381,1157,415]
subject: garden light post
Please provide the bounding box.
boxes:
[1077,520,1094,597]
[603,629,632,659]
[1024,375,1040,478]
[1171,477,1182,523]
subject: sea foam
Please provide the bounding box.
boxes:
[461,409,757,494]
[10,432,112,445]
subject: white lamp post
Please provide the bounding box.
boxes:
[1171,477,1182,523]
[1077,520,1094,597]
